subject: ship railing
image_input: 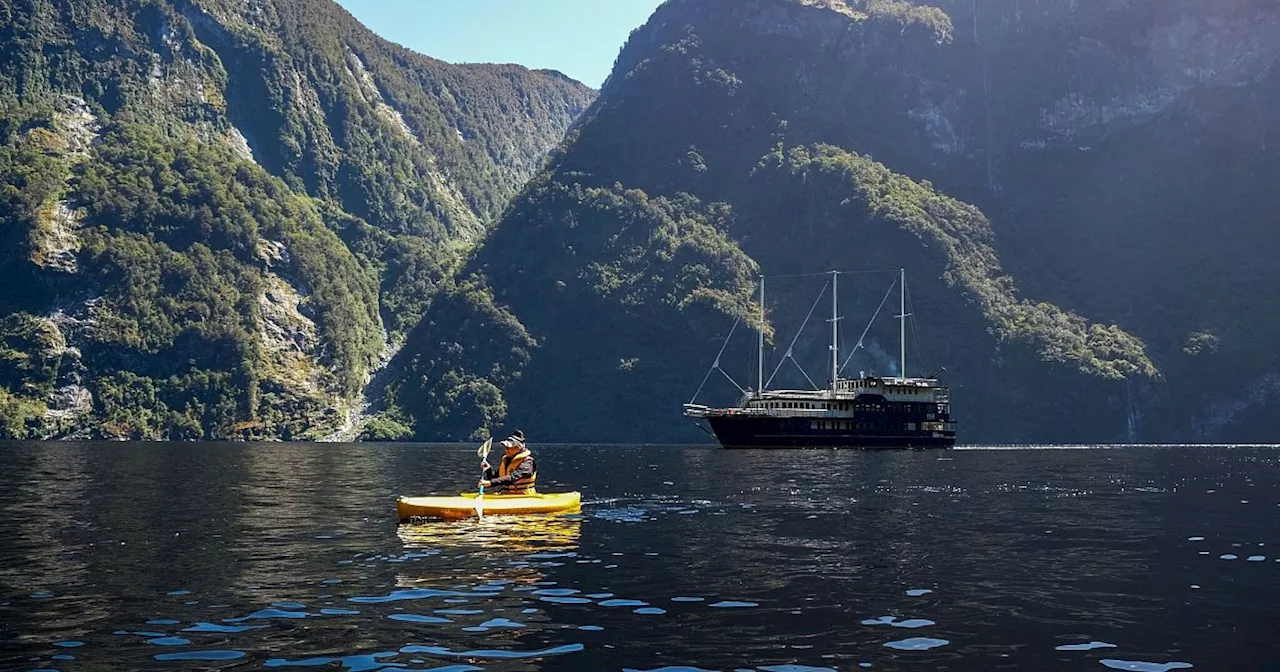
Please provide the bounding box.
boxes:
[682,404,712,418]
[683,404,856,419]
[741,409,854,418]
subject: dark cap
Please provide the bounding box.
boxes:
[500,430,525,449]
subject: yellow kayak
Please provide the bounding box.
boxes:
[396,491,581,521]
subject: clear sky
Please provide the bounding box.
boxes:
[334,0,666,89]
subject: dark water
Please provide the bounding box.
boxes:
[1,443,1278,671]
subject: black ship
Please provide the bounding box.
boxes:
[683,270,957,449]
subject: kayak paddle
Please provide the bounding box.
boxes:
[475,437,492,519]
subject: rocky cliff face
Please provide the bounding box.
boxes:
[0,0,594,439]
[389,0,1280,444]
[926,0,1280,441]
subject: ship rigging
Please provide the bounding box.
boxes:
[683,269,957,449]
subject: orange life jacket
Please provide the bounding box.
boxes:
[498,449,536,494]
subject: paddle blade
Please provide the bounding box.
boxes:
[475,486,484,519]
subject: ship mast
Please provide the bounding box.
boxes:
[899,267,907,380]
[757,274,764,394]
[830,270,839,391]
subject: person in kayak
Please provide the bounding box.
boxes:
[479,430,536,495]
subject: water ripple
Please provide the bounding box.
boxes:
[399,643,584,659]
[388,613,452,624]
[154,650,246,661]
[622,667,716,672]
[883,637,950,650]
[541,595,593,604]
[224,608,312,621]
[1099,660,1193,671]
[1057,641,1118,651]
[349,588,464,603]
[183,622,267,633]
[146,637,191,646]
[600,599,648,607]
[264,652,399,669]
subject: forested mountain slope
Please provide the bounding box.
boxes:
[0,0,594,439]
[389,0,1279,444]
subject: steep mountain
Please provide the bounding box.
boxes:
[389,0,1280,443]
[0,0,594,439]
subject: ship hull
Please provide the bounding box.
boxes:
[705,415,954,449]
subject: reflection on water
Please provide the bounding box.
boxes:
[0,442,1277,671]
[397,513,582,555]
